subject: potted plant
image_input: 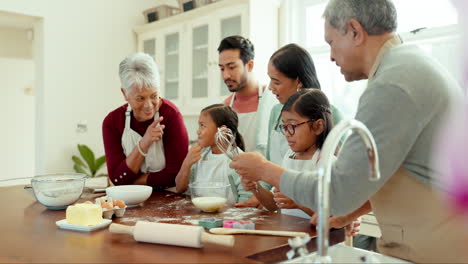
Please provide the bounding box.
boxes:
[72,144,108,187]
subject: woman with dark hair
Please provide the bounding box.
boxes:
[175,104,252,203]
[234,43,343,208]
[266,43,343,166]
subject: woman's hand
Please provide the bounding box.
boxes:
[273,190,299,209]
[134,173,149,185]
[230,152,267,182]
[185,145,203,166]
[140,116,165,151]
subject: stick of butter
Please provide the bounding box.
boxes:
[66,203,103,226]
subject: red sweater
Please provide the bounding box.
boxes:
[102,99,189,188]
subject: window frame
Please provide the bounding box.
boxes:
[286,0,462,118]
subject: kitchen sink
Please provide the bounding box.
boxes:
[284,244,412,263]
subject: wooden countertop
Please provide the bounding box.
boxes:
[0,185,344,263]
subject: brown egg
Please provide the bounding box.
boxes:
[114,199,126,208]
[102,202,113,210]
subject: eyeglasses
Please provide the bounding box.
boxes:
[279,120,314,136]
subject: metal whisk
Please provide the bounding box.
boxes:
[215,127,239,160]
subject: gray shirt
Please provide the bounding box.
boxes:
[280,43,462,216]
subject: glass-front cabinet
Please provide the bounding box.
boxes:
[134,0,279,116]
[164,32,180,100]
[219,15,242,97]
[191,25,209,98]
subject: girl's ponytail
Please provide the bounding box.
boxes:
[201,104,245,151]
[234,130,246,152]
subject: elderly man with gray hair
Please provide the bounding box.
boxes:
[230,0,467,262]
[103,53,189,188]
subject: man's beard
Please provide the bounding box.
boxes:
[226,75,247,93]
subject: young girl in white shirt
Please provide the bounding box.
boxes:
[175,104,252,203]
[252,90,367,237]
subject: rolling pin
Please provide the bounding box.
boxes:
[209,228,308,237]
[109,222,234,248]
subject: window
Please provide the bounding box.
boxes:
[289,0,462,119]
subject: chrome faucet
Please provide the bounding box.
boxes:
[314,119,381,263]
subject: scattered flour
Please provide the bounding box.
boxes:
[219,207,268,220]
[119,216,181,223]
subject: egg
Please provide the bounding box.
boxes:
[114,199,126,208]
[102,202,113,210]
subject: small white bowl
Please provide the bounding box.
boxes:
[105,185,152,206]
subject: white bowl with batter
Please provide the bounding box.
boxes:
[189,182,230,212]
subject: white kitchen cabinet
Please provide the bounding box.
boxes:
[134,0,279,116]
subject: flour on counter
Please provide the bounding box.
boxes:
[219,207,268,221]
[119,216,181,223]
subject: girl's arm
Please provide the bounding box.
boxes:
[343,200,372,221]
[296,204,315,216]
[175,145,202,193]
[310,200,372,228]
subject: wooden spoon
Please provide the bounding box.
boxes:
[209,228,307,237]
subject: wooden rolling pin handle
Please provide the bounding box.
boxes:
[200,232,235,247]
[109,223,135,235]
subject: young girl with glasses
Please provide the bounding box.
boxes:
[175,104,252,204]
[250,89,332,217]
[248,89,363,237]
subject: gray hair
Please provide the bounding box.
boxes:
[119,52,160,93]
[323,0,398,35]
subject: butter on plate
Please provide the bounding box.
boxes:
[66,203,103,226]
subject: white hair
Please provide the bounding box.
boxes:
[323,0,398,35]
[119,53,160,93]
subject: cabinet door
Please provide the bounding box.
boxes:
[185,18,216,115]
[191,24,209,99]
[218,15,243,97]
[142,38,156,59]
[163,32,180,101]
[153,25,183,108]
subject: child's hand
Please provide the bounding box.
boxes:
[345,218,361,237]
[310,214,361,237]
[240,178,257,192]
[273,191,299,209]
[186,145,202,165]
[235,196,263,209]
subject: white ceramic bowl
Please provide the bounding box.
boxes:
[189,182,230,212]
[105,185,152,206]
[31,173,86,210]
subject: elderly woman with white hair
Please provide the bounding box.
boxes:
[103,53,189,188]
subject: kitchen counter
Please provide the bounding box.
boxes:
[0,185,344,263]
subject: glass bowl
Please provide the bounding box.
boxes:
[31,173,86,210]
[189,182,230,212]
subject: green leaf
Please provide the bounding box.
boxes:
[74,164,90,177]
[78,144,95,171]
[93,156,106,176]
[72,155,87,169]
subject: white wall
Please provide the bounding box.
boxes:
[0,58,34,181]
[0,0,164,174]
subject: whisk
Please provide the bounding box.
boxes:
[215,127,239,160]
